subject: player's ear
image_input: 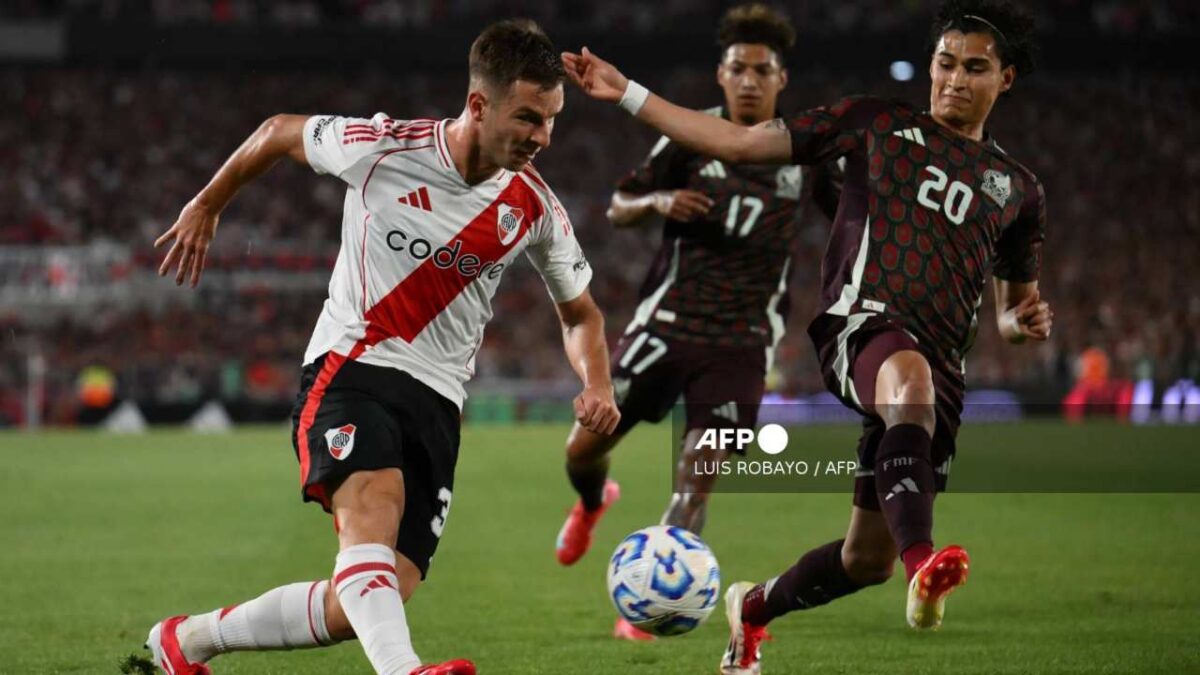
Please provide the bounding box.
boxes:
[999,64,1016,94]
[467,90,488,122]
[778,66,789,91]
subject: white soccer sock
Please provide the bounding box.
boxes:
[178,580,335,663]
[334,543,420,675]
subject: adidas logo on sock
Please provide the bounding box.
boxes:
[885,478,920,501]
[359,574,397,597]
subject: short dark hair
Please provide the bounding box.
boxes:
[716,3,796,64]
[930,0,1038,76]
[468,19,565,93]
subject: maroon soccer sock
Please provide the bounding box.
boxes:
[566,458,609,511]
[741,539,864,626]
[874,423,936,577]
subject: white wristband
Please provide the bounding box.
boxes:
[618,80,650,116]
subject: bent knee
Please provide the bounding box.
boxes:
[566,423,620,462]
[842,548,895,586]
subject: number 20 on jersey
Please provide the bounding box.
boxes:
[917,165,974,225]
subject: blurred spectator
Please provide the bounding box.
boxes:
[1062,347,1134,421]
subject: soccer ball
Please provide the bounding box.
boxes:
[606,525,721,636]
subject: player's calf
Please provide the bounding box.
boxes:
[661,437,729,535]
[330,469,428,674]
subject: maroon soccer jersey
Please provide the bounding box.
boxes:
[787,96,1045,366]
[617,107,839,348]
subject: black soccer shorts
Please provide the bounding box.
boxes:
[291,352,460,579]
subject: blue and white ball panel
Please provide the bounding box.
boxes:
[605,525,721,637]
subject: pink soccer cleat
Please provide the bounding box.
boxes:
[145,615,211,675]
[612,617,656,641]
[410,659,477,675]
[555,480,620,565]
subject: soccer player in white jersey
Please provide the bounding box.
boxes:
[144,20,618,675]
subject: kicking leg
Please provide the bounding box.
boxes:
[870,347,968,630]
[556,422,625,565]
[145,469,419,673]
[720,507,892,675]
[328,468,423,675]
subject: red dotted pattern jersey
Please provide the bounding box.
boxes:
[788,96,1045,368]
[301,114,592,408]
[617,107,840,350]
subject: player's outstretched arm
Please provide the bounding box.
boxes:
[562,48,792,165]
[607,190,714,228]
[154,114,309,287]
[994,279,1053,344]
[556,289,621,435]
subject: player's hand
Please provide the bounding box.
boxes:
[655,190,715,222]
[574,383,621,436]
[155,199,219,287]
[561,47,628,103]
[1009,290,1053,342]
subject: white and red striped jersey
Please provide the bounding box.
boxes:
[301,113,592,408]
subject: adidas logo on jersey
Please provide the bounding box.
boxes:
[699,160,727,179]
[892,127,927,146]
[397,186,432,211]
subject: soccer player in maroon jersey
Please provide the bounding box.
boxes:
[564,0,1051,670]
[144,20,617,675]
[552,4,839,641]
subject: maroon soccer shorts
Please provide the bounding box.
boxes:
[808,313,963,510]
[609,326,767,447]
[291,353,460,579]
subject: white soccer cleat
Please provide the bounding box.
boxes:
[720,582,770,675]
[145,615,211,675]
[906,545,970,630]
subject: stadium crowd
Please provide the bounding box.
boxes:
[3,0,1198,35]
[2,59,1197,423]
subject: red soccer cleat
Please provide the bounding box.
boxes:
[720,582,771,675]
[410,659,476,675]
[555,480,620,565]
[906,544,970,630]
[612,617,656,641]
[145,615,212,675]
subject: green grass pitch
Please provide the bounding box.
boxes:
[2,422,1198,674]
